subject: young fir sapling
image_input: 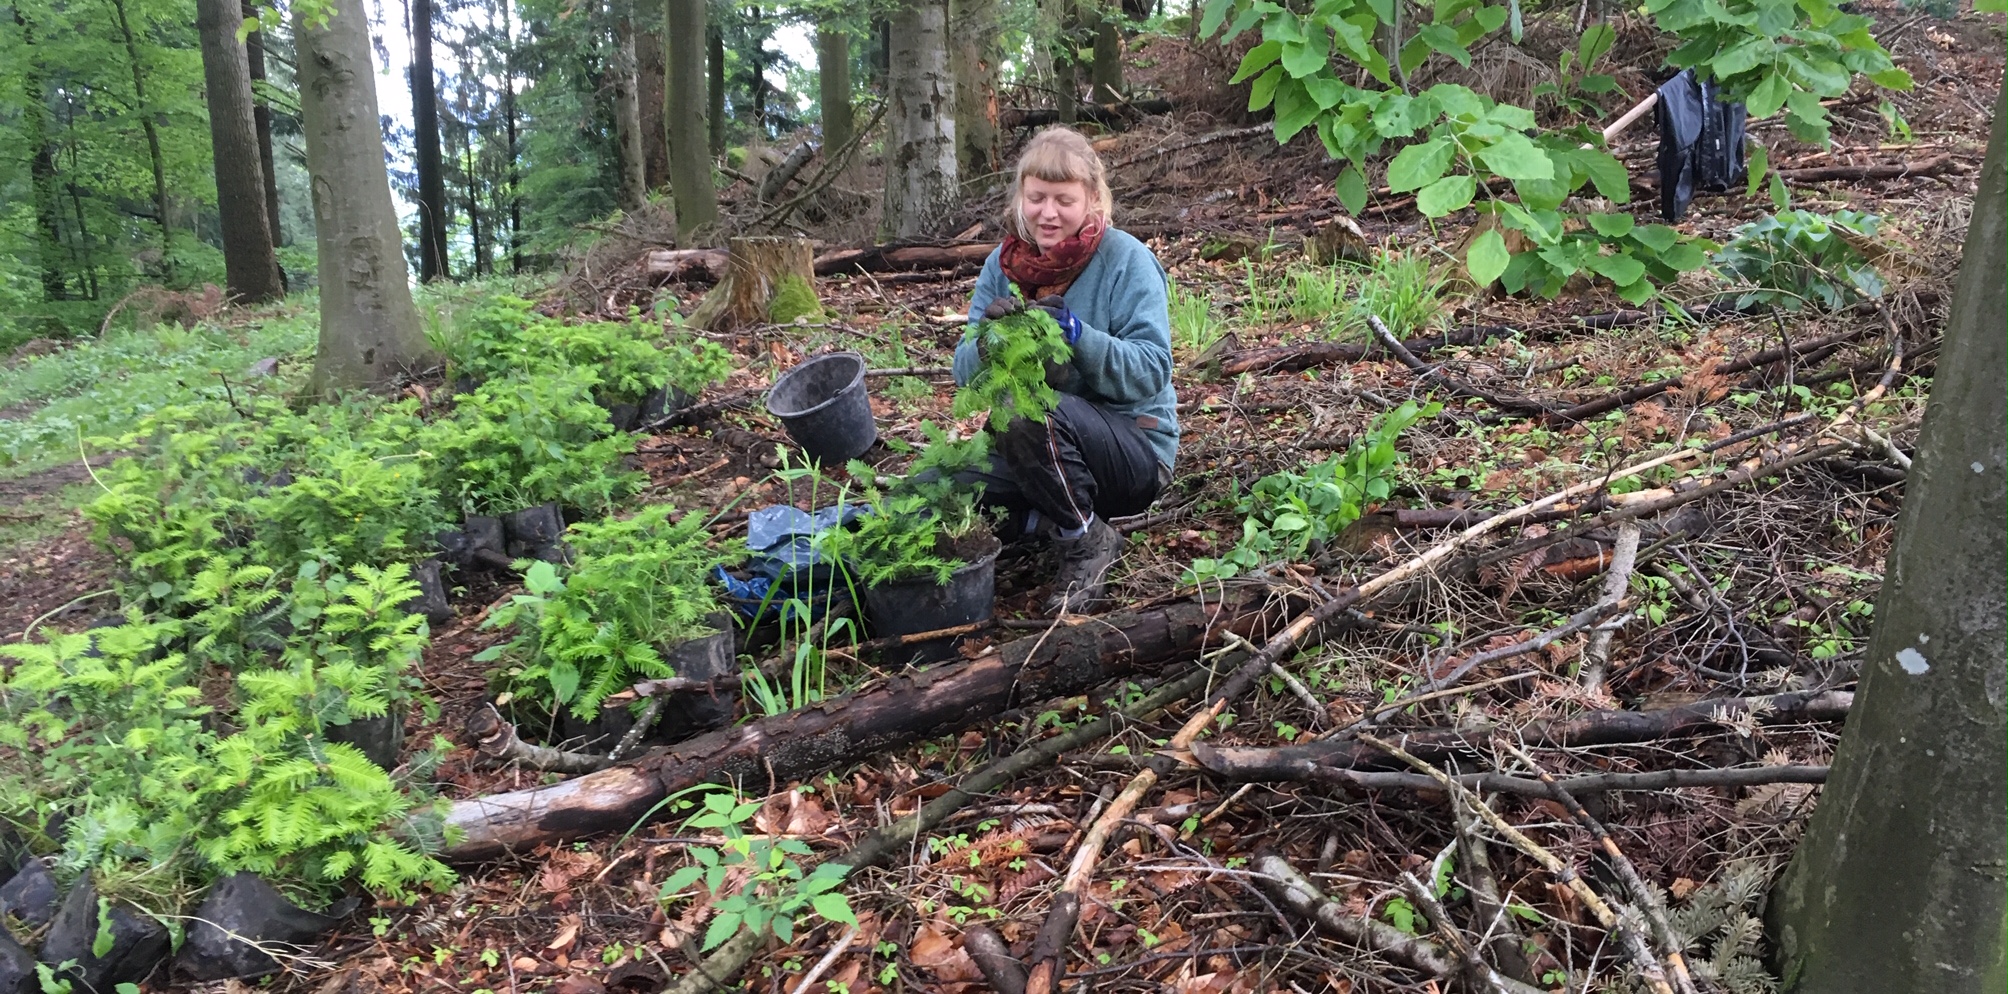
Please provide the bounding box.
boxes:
[954,298,1073,428]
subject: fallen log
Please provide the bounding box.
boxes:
[1001,98,1174,129]
[642,248,729,284]
[440,594,1277,862]
[813,240,998,276]
[1189,689,1853,781]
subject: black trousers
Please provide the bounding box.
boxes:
[956,394,1167,535]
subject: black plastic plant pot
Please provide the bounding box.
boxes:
[656,613,738,741]
[504,503,568,562]
[325,704,407,770]
[603,399,642,433]
[764,351,877,464]
[38,879,171,993]
[641,384,697,424]
[176,872,353,982]
[0,925,32,994]
[0,858,56,928]
[861,535,1001,666]
[403,559,454,626]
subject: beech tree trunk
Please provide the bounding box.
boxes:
[1087,0,1122,102]
[242,1,283,247]
[817,23,853,157]
[1052,0,1078,124]
[637,23,669,191]
[611,6,648,211]
[16,10,68,300]
[195,0,283,303]
[1769,95,2006,994]
[706,27,726,155]
[666,0,718,237]
[881,0,957,239]
[410,0,450,281]
[295,0,434,397]
[950,0,1000,180]
[109,0,172,280]
[441,595,1272,862]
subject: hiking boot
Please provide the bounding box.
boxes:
[1044,518,1125,616]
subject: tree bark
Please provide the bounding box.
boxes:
[1769,93,2006,994]
[295,0,434,397]
[108,0,172,280]
[1087,0,1122,102]
[636,22,669,192]
[687,236,820,330]
[15,9,68,300]
[195,0,284,304]
[409,0,450,281]
[242,1,284,248]
[706,26,726,155]
[1053,0,1078,124]
[667,0,719,238]
[816,23,854,158]
[949,0,1000,181]
[610,2,648,211]
[500,0,522,272]
[440,595,1273,861]
[880,0,957,239]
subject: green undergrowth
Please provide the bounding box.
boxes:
[0,286,741,926]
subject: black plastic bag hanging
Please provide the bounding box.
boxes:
[1654,68,1748,221]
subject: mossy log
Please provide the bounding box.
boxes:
[688,236,822,329]
[438,593,1279,862]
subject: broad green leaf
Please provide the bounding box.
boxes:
[1230,41,1283,82]
[1273,79,1323,142]
[1631,224,1679,252]
[1466,228,1511,286]
[1659,242,1708,271]
[1747,71,1790,119]
[1577,22,1615,68]
[1304,76,1350,109]
[1416,23,1471,67]
[1387,138,1455,192]
[1711,36,1775,78]
[1587,212,1634,237]
[1472,5,1507,33]
[1869,67,1913,90]
[1575,149,1632,203]
[703,911,741,950]
[812,892,859,925]
[1475,133,1553,181]
[1199,0,1233,37]
[1746,144,1769,197]
[1281,30,1331,77]
[1588,252,1646,286]
[1249,66,1284,111]
[1335,166,1368,214]
[1417,174,1477,216]
[549,660,581,703]
[1769,170,1790,210]
[1507,0,1523,42]
[1616,278,1655,304]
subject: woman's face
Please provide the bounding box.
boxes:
[1020,176,1093,252]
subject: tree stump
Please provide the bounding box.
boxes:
[688,236,824,330]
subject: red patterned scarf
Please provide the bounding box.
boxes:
[998,220,1106,299]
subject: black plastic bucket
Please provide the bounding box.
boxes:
[862,535,1001,665]
[765,352,877,464]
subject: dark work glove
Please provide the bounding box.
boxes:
[982,296,1025,321]
[1032,295,1085,344]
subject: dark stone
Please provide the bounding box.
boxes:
[175,873,350,982]
[38,879,171,993]
[0,927,33,994]
[0,860,57,928]
[325,704,407,771]
[503,503,566,558]
[402,559,454,626]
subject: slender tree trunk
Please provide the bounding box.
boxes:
[870,18,891,91]
[1769,94,2006,993]
[295,0,434,396]
[816,24,853,156]
[15,10,67,300]
[705,26,726,155]
[637,22,669,191]
[1054,0,1078,123]
[195,0,284,303]
[501,0,523,272]
[747,5,766,135]
[242,0,284,247]
[457,61,487,277]
[108,0,172,281]
[949,0,999,180]
[611,2,648,210]
[667,0,719,238]
[409,0,450,281]
[1089,0,1122,102]
[881,0,956,239]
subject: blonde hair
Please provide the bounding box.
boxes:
[1007,127,1114,240]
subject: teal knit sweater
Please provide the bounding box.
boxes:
[954,228,1181,471]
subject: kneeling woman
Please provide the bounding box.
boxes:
[954,127,1179,615]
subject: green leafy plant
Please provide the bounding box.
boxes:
[1711,210,1885,311]
[480,505,736,719]
[956,302,1072,428]
[423,369,643,516]
[1184,400,1438,583]
[1341,249,1451,339]
[1532,22,1619,117]
[1168,279,1225,353]
[656,789,857,949]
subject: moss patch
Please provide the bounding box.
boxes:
[767,274,825,325]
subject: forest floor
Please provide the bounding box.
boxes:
[0,4,2000,993]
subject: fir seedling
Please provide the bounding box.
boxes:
[955,301,1072,428]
